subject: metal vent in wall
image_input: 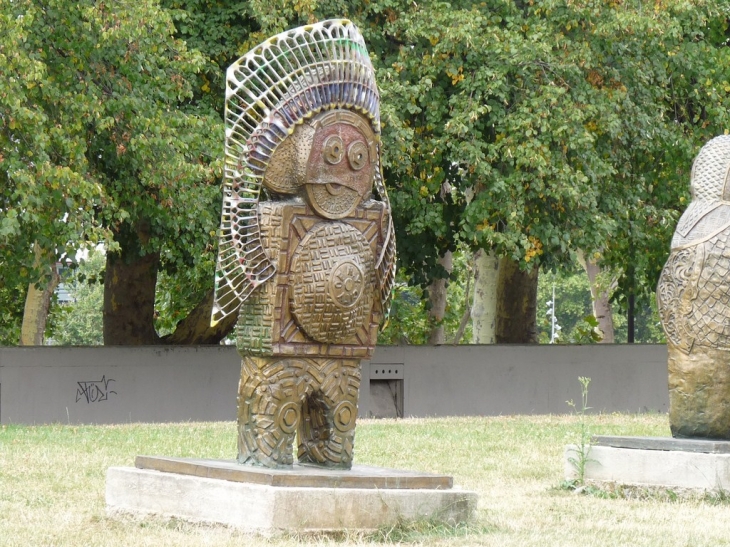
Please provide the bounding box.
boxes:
[370,364,403,379]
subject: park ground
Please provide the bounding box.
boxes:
[2,414,730,546]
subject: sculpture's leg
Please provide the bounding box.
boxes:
[237,356,312,468]
[297,358,360,469]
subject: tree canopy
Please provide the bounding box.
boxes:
[1,0,224,343]
[2,0,729,345]
[48,249,105,346]
[360,0,730,286]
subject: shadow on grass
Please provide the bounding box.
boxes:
[286,518,497,544]
[554,480,730,506]
[367,518,496,544]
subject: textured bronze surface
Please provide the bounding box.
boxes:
[290,222,375,343]
[263,123,316,195]
[211,20,395,325]
[211,20,397,468]
[304,110,377,219]
[667,345,730,438]
[237,356,361,469]
[235,201,386,359]
[135,456,454,489]
[657,135,730,439]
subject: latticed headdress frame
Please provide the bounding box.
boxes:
[211,19,395,325]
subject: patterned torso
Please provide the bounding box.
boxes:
[658,228,730,352]
[236,200,386,359]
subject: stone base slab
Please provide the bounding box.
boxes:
[134,456,453,489]
[565,436,730,491]
[106,465,477,532]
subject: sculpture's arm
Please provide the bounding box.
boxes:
[211,190,275,326]
[374,164,397,316]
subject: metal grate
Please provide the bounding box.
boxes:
[370,364,403,380]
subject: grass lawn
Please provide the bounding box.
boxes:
[2,413,729,546]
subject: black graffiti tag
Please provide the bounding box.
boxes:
[76,375,117,403]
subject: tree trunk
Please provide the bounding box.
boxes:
[470,249,500,344]
[103,248,239,345]
[577,250,615,344]
[103,249,161,345]
[161,288,239,344]
[451,267,472,345]
[495,257,538,344]
[19,245,60,345]
[427,251,452,345]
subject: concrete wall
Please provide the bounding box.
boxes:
[0,346,239,424]
[0,344,668,425]
[365,345,668,417]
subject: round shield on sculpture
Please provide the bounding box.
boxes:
[289,222,375,343]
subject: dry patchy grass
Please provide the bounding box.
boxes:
[2,414,730,546]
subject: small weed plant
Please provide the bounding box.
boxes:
[565,376,593,489]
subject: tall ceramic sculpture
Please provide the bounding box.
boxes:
[657,135,730,439]
[211,20,396,468]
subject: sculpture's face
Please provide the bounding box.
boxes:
[305,110,377,219]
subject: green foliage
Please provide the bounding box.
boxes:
[154,251,218,337]
[49,250,105,346]
[0,281,24,345]
[3,0,729,344]
[360,0,730,308]
[612,299,666,345]
[538,262,667,344]
[159,0,260,113]
[570,315,603,345]
[380,249,473,344]
[537,266,595,344]
[1,0,224,343]
[0,1,106,294]
[445,249,474,343]
[365,0,624,284]
[379,277,430,345]
[583,0,730,320]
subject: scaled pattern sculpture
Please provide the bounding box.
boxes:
[212,20,396,468]
[657,135,730,439]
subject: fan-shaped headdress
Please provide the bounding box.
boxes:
[211,19,393,326]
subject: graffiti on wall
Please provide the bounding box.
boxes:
[76,375,117,403]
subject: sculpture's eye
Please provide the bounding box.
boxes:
[347,141,368,171]
[323,135,344,165]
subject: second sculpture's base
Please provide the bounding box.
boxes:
[106,456,478,533]
[565,435,730,491]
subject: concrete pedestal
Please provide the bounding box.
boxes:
[565,435,730,491]
[106,456,478,532]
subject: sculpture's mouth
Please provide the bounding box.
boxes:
[325,183,345,195]
[305,182,362,219]
[309,172,369,197]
